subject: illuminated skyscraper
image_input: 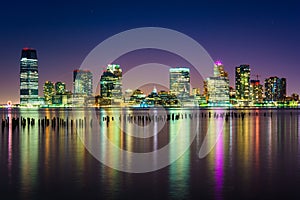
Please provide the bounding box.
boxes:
[214,60,228,78]
[229,86,236,104]
[192,88,201,96]
[20,48,39,106]
[250,80,263,103]
[235,64,250,100]
[169,68,190,98]
[55,82,66,94]
[203,80,208,101]
[43,81,55,105]
[100,64,122,99]
[206,61,230,105]
[73,69,93,96]
[264,76,286,101]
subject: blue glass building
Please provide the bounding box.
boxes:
[20,48,39,106]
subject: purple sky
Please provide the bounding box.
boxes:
[0,0,299,103]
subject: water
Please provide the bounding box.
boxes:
[1,108,300,199]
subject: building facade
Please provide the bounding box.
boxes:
[100,64,122,100]
[235,64,250,101]
[55,82,66,94]
[73,69,93,96]
[169,68,190,99]
[250,80,263,103]
[206,61,230,105]
[43,81,55,105]
[207,77,230,105]
[264,76,286,101]
[20,48,39,106]
[214,60,228,78]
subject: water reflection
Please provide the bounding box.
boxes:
[7,108,12,185]
[18,109,39,200]
[168,109,191,199]
[214,114,224,200]
[1,108,300,199]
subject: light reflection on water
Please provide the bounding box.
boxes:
[1,108,300,199]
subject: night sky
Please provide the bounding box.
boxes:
[0,0,299,103]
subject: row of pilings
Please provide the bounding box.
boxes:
[1,111,297,131]
[101,110,296,126]
[1,116,87,131]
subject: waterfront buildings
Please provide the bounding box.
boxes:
[192,88,201,96]
[250,80,263,103]
[192,87,201,102]
[43,81,55,105]
[169,68,190,99]
[235,64,251,101]
[206,61,230,105]
[55,82,66,94]
[15,47,297,107]
[229,86,236,104]
[72,69,93,106]
[43,81,69,106]
[100,64,122,100]
[264,76,286,101]
[53,82,68,106]
[214,60,228,78]
[130,89,146,104]
[291,93,299,101]
[73,69,93,96]
[20,48,39,106]
[134,88,180,107]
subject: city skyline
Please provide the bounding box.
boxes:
[13,48,297,108]
[0,46,296,105]
[2,2,300,199]
[0,1,299,103]
[6,44,296,104]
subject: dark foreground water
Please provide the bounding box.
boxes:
[1,108,300,199]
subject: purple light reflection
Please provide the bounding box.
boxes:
[214,116,224,199]
[7,108,12,184]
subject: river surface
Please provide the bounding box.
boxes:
[1,108,300,199]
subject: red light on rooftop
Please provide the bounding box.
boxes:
[22,47,34,51]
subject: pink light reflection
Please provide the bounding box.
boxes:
[7,108,12,184]
[214,115,224,199]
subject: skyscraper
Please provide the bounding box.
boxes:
[55,82,66,94]
[100,64,122,99]
[43,81,55,105]
[73,69,93,96]
[214,60,228,78]
[250,80,263,103]
[206,61,230,105]
[20,48,39,106]
[235,64,250,100]
[169,68,190,99]
[264,76,286,101]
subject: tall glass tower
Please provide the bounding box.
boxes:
[169,68,190,99]
[20,48,39,106]
[264,76,286,101]
[235,64,250,100]
[43,81,55,105]
[100,64,123,99]
[73,69,93,96]
[206,61,230,105]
